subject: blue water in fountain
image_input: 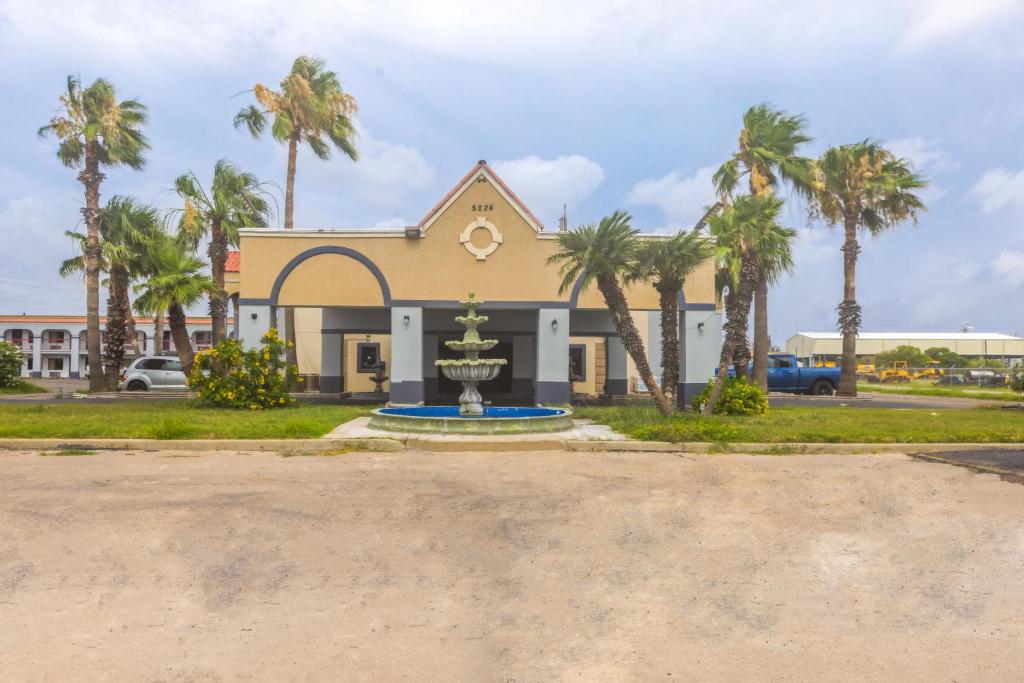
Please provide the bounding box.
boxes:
[378,406,567,419]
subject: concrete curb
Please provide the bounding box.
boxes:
[566,441,1024,454]
[0,438,405,453]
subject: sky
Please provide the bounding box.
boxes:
[1,0,1022,345]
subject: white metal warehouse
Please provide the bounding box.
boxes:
[785,332,1024,365]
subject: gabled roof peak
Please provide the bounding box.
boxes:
[417,161,545,233]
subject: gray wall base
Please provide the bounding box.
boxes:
[535,380,570,405]
[69,371,80,379]
[30,371,41,378]
[511,378,533,401]
[319,376,342,394]
[606,379,628,396]
[389,380,424,404]
[679,382,707,408]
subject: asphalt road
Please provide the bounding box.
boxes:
[912,449,1024,484]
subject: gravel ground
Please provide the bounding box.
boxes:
[1,449,1022,681]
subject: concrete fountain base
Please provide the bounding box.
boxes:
[368,406,574,434]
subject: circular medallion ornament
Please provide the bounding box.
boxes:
[460,217,503,261]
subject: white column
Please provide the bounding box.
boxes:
[535,308,569,404]
[606,336,628,395]
[70,333,80,378]
[389,307,423,404]
[680,309,722,407]
[31,331,42,378]
[238,305,273,349]
[647,311,662,383]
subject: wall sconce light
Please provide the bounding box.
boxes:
[697,322,704,331]
[551,318,558,331]
[403,314,410,325]
[250,312,258,320]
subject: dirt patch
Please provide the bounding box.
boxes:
[0,449,1021,680]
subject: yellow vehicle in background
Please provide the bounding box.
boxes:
[912,361,945,380]
[814,360,838,368]
[878,361,911,383]
[856,363,875,378]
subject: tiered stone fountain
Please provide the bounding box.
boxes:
[368,295,573,434]
[435,294,507,416]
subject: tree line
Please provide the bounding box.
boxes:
[40,57,356,391]
[550,105,927,416]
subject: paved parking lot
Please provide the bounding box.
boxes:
[1,449,1022,680]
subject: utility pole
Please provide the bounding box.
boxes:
[558,204,568,232]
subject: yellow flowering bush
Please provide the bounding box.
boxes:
[188,328,298,409]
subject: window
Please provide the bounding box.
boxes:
[356,343,381,373]
[137,359,166,370]
[771,356,793,369]
[165,360,183,372]
[569,344,587,381]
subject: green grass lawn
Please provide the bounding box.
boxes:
[857,381,1019,402]
[0,401,373,439]
[576,405,1024,443]
[0,380,47,395]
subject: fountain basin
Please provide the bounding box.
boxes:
[369,406,574,434]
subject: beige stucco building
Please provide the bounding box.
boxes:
[226,161,721,405]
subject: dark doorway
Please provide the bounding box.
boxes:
[433,336,514,403]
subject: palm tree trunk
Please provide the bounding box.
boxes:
[167,301,195,375]
[703,256,757,416]
[837,218,861,397]
[730,252,757,377]
[124,286,137,357]
[79,144,105,391]
[752,273,769,390]
[702,288,737,417]
[284,134,299,371]
[657,286,680,406]
[208,218,227,344]
[103,265,130,388]
[597,276,674,416]
[153,313,164,356]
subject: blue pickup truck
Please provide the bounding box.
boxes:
[727,353,840,395]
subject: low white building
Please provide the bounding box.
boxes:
[0,315,230,379]
[786,331,1024,365]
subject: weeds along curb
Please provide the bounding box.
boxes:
[0,438,404,453]
[0,438,1021,455]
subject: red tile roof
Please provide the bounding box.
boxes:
[417,160,545,230]
[225,251,241,272]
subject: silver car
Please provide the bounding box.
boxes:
[119,357,188,391]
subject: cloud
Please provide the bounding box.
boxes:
[900,0,1021,50]
[297,125,435,226]
[885,137,957,172]
[490,155,605,226]
[972,167,1024,213]
[992,249,1024,288]
[626,167,717,230]
[373,218,408,229]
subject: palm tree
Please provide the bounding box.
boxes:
[133,240,215,375]
[633,229,713,405]
[58,198,162,386]
[751,224,797,387]
[701,195,786,416]
[174,160,273,344]
[810,141,927,396]
[39,76,148,391]
[548,211,674,416]
[714,104,813,390]
[234,55,359,368]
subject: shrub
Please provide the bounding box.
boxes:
[1010,365,1024,395]
[691,377,769,416]
[0,341,22,388]
[188,328,298,410]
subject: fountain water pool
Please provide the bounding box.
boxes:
[367,294,573,434]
